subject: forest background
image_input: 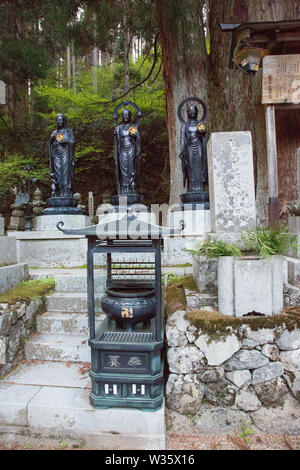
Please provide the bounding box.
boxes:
[0,0,299,223]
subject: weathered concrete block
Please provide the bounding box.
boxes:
[192,256,218,293]
[207,131,256,232]
[0,263,29,294]
[169,206,211,236]
[218,256,283,317]
[0,217,4,236]
[33,214,91,231]
[287,258,300,286]
[0,236,16,265]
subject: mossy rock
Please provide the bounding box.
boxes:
[185,309,300,342]
[0,278,55,305]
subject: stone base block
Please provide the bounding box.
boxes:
[218,255,283,317]
[33,214,91,231]
[0,263,29,294]
[0,236,17,265]
[7,231,89,268]
[193,255,218,293]
[162,236,204,266]
[287,257,300,286]
[169,207,211,236]
[288,216,300,234]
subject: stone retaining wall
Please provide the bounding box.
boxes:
[166,309,300,434]
[0,298,44,377]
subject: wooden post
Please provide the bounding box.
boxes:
[265,105,280,226]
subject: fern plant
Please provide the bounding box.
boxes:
[241,224,297,258]
[187,239,241,259]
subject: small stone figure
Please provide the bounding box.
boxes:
[32,187,46,216]
[113,101,143,205]
[178,97,209,206]
[49,114,75,198]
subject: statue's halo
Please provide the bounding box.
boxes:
[177,97,207,124]
[113,100,142,126]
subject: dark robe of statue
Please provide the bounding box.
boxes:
[179,104,208,193]
[114,108,141,195]
[49,114,75,198]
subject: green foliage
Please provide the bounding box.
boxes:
[239,421,254,444]
[188,239,241,258]
[241,224,297,258]
[0,154,49,207]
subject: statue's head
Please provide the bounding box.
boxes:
[56,114,67,129]
[122,108,132,124]
[187,105,198,120]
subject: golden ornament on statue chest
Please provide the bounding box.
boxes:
[197,122,206,132]
[56,133,65,142]
[129,126,138,136]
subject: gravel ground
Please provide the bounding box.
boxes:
[166,408,300,450]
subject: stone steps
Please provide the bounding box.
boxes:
[46,292,104,313]
[25,333,90,362]
[30,268,105,293]
[37,311,105,336]
[0,361,164,449]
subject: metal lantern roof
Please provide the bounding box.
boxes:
[57,214,182,240]
[220,19,300,68]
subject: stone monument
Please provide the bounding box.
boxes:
[207,131,256,239]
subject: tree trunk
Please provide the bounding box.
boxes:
[157,0,208,206]
[122,0,131,93]
[92,13,98,93]
[5,9,28,132]
[208,0,300,225]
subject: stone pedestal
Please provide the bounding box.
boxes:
[33,214,91,232]
[97,203,157,226]
[208,132,256,233]
[169,204,211,236]
[7,231,89,268]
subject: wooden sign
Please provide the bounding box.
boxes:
[262,54,300,104]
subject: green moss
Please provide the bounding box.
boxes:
[165,275,200,316]
[185,309,300,342]
[167,274,198,291]
[166,284,186,316]
[0,278,55,305]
